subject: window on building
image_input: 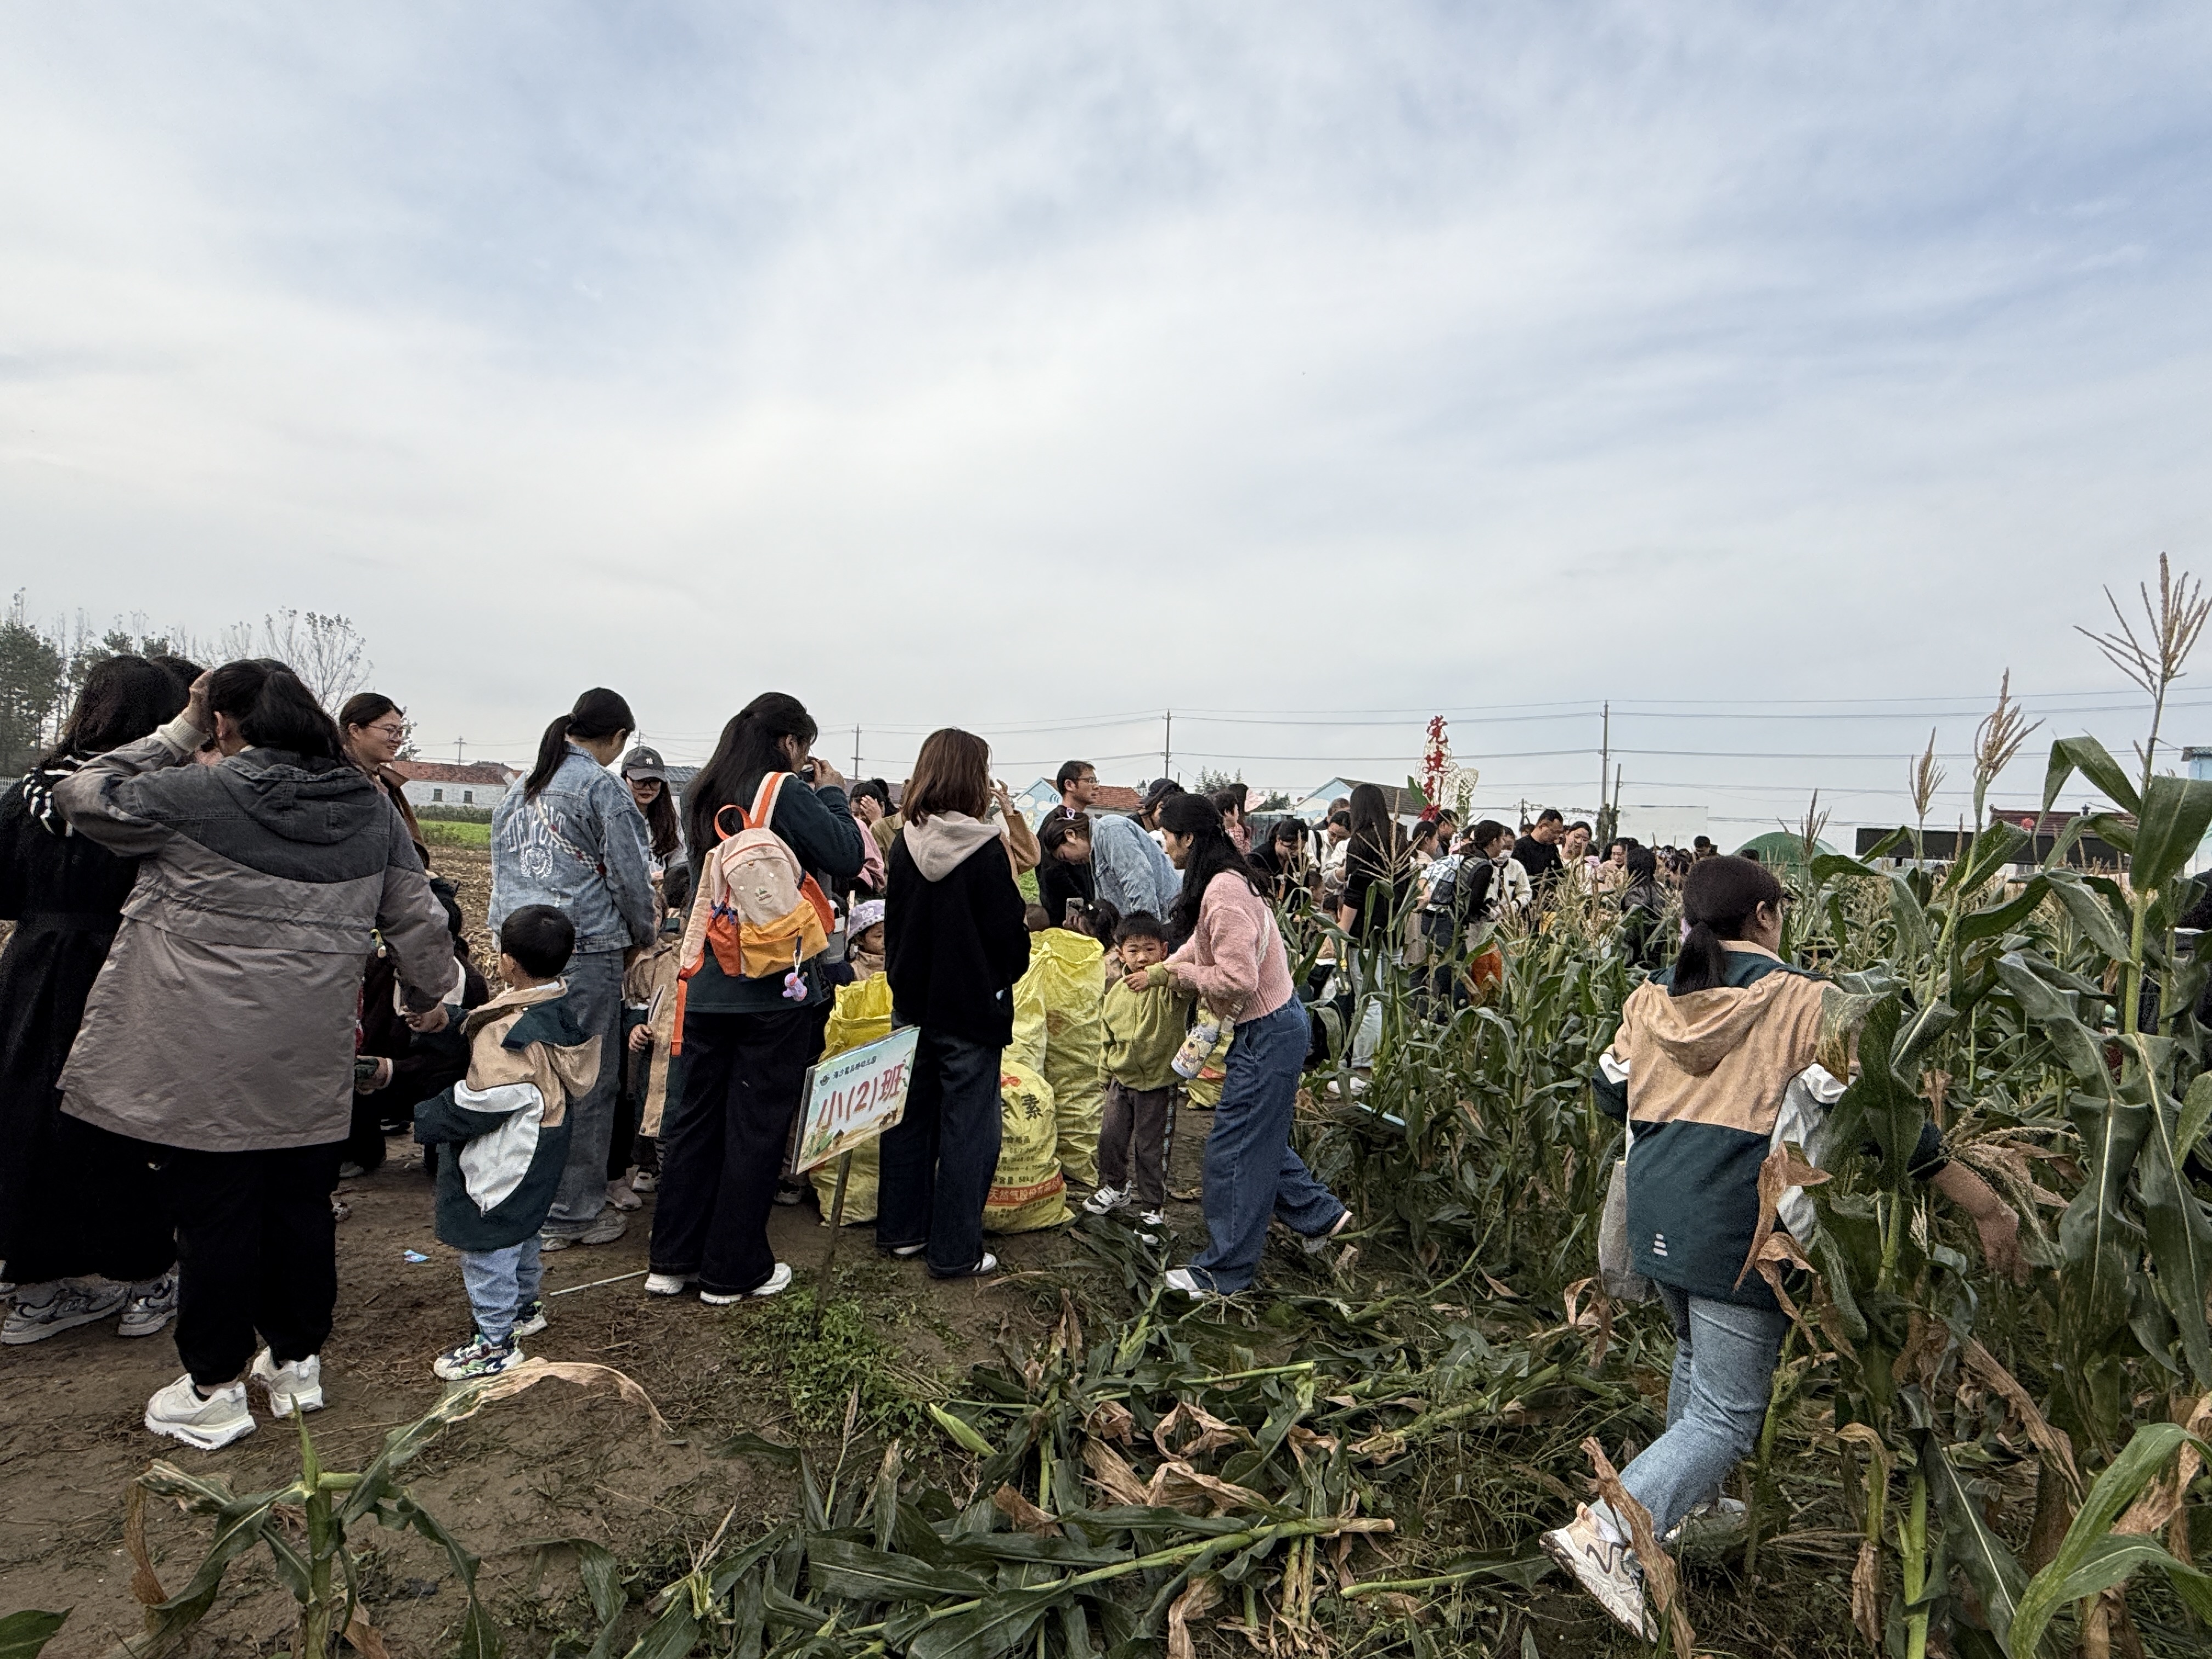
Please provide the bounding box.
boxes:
[462,791,473,804]
[431,788,444,802]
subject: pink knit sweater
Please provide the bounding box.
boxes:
[1164,872,1295,1020]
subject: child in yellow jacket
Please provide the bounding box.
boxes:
[1082,912,1192,1227]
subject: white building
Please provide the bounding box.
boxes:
[388,760,520,811]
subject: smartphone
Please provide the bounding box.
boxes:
[352,1057,382,1090]
[800,761,819,782]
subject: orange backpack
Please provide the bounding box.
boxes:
[671,773,834,1050]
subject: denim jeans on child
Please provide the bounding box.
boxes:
[1606,1282,1790,1537]
[461,1238,544,1345]
[1184,997,1344,1293]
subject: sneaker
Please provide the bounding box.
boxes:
[511,1299,548,1338]
[1540,1506,1654,1640]
[929,1252,997,1281]
[1302,1209,1355,1255]
[701,1263,794,1304]
[630,1169,657,1194]
[2,1279,127,1345]
[1663,1494,1748,1547]
[1081,1184,1130,1217]
[433,1331,524,1381]
[1163,1267,1210,1296]
[117,1272,180,1339]
[772,1181,806,1206]
[605,1176,643,1211]
[540,1210,628,1252]
[337,1161,368,1180]
[249,1349,326,1417]
[145,1375,255,1451]
[644,1272,695,1296]
[882,1242,927,1259]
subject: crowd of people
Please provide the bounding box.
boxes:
[0,662,2005,1650]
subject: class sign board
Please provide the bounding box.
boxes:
[786,1026,919,1176]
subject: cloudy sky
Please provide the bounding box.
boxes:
[5,3,2210,836]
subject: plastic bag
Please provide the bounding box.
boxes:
[1018,931,1107,1186]
[1599,1156,1652,1302]
[1183,1020,1235,1108]
[985,1059,1069,1232]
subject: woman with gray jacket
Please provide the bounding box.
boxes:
[55,660,458,1450]
[490,688,657,1250]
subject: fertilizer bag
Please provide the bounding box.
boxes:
[1019,930,1107,1187]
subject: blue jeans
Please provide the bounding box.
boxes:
[1609,1283,1788,1536]
[1184,997,1344,1293]
[461,1238,543,1344]
[875,1029,1002,1277]
[544,950,624,1234]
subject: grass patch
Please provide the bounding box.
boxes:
[421,819,490,848]
[734,1286,941,1440]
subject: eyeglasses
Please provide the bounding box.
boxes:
[364,722,405,740]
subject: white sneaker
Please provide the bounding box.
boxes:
[605,1176,643,1211]
[511,1299,548,1338]
[630,1169,657,1194]
[117,1272,180,1339]
[2,1279,127,1344]
[1081,1184,1130,1217]
[644,1272,695,1296]
[701,1262,793,1304]
[1164,1267,1209,1296]
[249,1349,325,1417]
[145,1375,256,1451]
[1663,1493,1748,1546]
[1140,1209,1166,1228]
[1540,1506,1654,1640]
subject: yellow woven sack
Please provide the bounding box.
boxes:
[1008,968,1048,1074]
[1018,931,1107,1186]
[985,1059,1068,1232]
[808,974,895,1221]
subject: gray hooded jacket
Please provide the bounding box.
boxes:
[54,715,458,1153]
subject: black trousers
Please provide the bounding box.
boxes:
[649,1006,822,1296]
[4,1110,176,1286]
[155,1141,343,1387]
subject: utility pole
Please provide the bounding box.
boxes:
[852,724,861,778]
[1163,709,1173,781]
[1598,702,1610,832]
[454,736,466,764]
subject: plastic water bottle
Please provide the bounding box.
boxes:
[1173,1013,1231,1080]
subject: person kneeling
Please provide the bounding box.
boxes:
[415,906,602,1381]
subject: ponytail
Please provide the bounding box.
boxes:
[1669,854,1785,995]
[524,687,635,799]
[203,659,344,761]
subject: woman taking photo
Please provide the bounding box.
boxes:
[1335,782,1412,943]
[1126,793,1348,1295]
[0,654,193,1346]
[877,729,1031,1280]
[55,660,458,1449]
[490,689,657,1251]
[646,693,864,1302]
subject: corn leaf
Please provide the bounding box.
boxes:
[2129,1048,2212,1386]
[905,1584,1065,1659]
[929,1404,997,1458]
[2044,876,2133,963]
[2058,1090,2154,1353]
[1926,1441,2026,1648]
[2043,735,2140,817]
[0,1612,69,1659]
[2129,774,2212,892]
[805,1539,993,1604]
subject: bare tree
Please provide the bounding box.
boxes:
[257,611,373,709]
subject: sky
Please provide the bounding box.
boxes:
[4,3,2211,839]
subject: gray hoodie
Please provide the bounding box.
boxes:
[54,715,457,1153]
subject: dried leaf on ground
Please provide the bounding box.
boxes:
[992,1485,1063,1537]
[1960,1339,2081,1501]
[1154,1400,1248,1462]
[1167,1573,1222,1659]
[1584,1438,1689,1653]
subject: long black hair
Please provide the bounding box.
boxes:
[1346,782,1400,864]
[204,659,345,761]
[523,689,635,800]
[1163,791,1267,943]
[1671,854,1785,996]
[686,692,817,853]
[43,654,187,762]
[636,781,682,861]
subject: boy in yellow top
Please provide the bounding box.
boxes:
[1083,912,1193,1228]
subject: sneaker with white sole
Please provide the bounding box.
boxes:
[145,1375,256,1451]
[540,1210,628,1252]
[433,1330,524,1381]
[701,1262,794,1304]
[2,1279,127,1345]
[928,1252,997,1282]
[249,1349,325,1417]
[644,1272,696,1296]
[1163,1267,1211,1296]
[630,1169,657,1194]
[511,1299,548,1338]
[1541,1506,1654,1640]
[882,1242,927,1259]
[1139,1209,1166,1228]
[605,1177,642,1211]
[1081,1184,1130,1217]
[117,1272,180,1339]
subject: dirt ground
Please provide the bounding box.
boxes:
[2,845,1214,1657]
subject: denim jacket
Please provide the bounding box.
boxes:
[489,745,657,955]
